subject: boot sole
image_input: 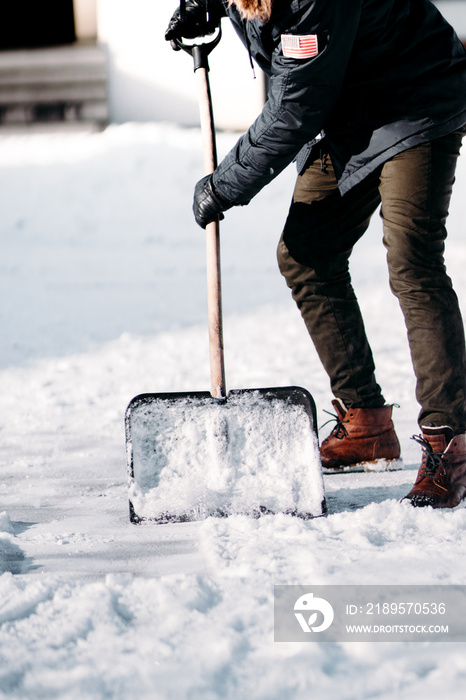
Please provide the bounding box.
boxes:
[322,457,404,474]
[402,492,466,509]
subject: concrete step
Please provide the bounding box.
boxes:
[0,42,108,126]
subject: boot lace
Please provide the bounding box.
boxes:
[411,434,449,478]
[320,409,349,439]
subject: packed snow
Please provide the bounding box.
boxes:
[127,388,324,521]
[1,122,466,699]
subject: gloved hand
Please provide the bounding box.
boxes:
[165,0,223,45]
[193,175,231,228]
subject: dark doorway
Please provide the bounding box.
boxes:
[0,1,76,50]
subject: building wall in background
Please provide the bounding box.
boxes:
[97,0,264,131]
[74,0,98,40]
[435,1,466,39]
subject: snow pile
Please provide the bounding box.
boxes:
[2,507,466,699]
[128,389,324,521]
[0,123,466,699]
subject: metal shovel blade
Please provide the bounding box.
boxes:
[126,386,326,523]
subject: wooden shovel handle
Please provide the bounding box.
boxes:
[195,64,226,399]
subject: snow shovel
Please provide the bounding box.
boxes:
[125,23,326,524]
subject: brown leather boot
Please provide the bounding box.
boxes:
[320,400,402,471]
[403,428,466,508]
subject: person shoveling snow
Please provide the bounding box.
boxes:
[165,0,466,508]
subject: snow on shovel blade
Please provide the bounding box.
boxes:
[125,386,326,523]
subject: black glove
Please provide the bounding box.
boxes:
[193,175,231,228]
[165,0,223,45]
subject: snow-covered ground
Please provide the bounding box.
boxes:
[1,122,466,699]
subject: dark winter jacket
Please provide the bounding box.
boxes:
[211,0,466,203]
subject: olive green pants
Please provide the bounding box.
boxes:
[277,131,466,431]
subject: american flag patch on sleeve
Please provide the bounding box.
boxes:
[281,34,318,59]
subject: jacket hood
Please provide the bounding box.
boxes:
[228,0,273,22]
